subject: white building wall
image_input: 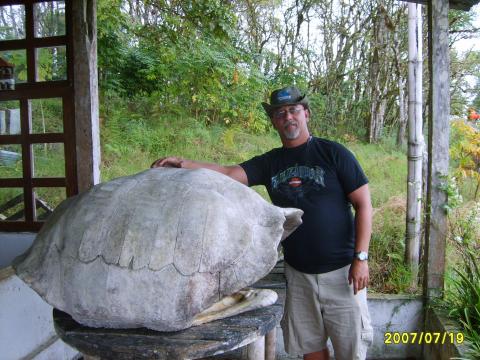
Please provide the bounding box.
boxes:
[0,232,35,268]
[0,268,78,360]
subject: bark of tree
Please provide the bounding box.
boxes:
[392,17,407,147]
[396,77,407,146]
[367,6,389,143]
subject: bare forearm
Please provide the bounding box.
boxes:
[347,184,373,252]
[179,159,233,174]
[151,156,248,185]
[346,184,373,293]
[354,204,372,252]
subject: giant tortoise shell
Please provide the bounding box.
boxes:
[14,168,303,331]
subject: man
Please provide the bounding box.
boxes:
[151,86,373,360]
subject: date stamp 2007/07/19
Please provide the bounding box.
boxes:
[384,332,464,345]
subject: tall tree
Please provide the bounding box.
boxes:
[367,4,390,143]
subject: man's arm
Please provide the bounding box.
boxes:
[151,156,248,185]
[347,183,373,295]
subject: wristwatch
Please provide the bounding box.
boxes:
[354,251,369,261]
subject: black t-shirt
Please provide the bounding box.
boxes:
[240,136,368,274]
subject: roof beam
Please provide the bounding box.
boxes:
[399,0,479,11]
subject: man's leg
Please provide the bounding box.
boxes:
[319,265,373,360]
[304,348,329,360]
[281,263,329,357]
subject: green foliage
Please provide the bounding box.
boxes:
[96,0,272,132]
[451,50,480,116]
[473,82,480,110]
[36,47,67,81]
[0,50,27,82]
[93,0,480,141]
[443,203,480,359]
[438,176,464,214]
[449,9,478,41]
[0,6,25,40]
[1,2,66,82]
[97,0,131,93]
[450,120,480,199]
[308,79,371,139]
[438,174,479,345]
[117,47,160,96]
[30,98,63,133]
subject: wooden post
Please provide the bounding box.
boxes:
[265,327,276,360]
[72,0,101,191]
[405,3,424,291]
[83,356,100,360]
[424,0,450,300]
[247,336,265,360]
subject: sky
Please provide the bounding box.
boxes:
[454,4,480,54]
[453,4,480,101]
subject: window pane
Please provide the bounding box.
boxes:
[34,187,65,221]
[0,50,27,83]
[36,46,67,81]
[30,98,63,134]
[34,1,66,38]
[32,143,64,177]
[0,188,24,221]
[0,100,21,135]
[0,5,25,40]
[0,145,22,179]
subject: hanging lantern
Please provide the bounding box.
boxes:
[0,57,15,90]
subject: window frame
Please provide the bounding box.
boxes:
[0,0,77,231]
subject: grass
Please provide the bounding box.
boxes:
[347,142,407,207]
[369,196,412,293]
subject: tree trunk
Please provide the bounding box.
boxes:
[394,27,407,147]
[368,8,388,143]
[396,80,407,147]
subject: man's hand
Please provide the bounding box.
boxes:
[348,260,369,295]
[151,156,183,168]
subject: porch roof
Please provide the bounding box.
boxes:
[401,0,480,11]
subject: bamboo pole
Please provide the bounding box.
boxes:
[405,3,424,291]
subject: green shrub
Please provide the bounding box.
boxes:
[443,203,480,359]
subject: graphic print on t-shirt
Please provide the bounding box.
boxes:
[271,164,325,201]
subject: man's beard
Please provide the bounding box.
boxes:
[284,121,300,139]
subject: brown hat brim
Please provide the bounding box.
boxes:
[262,95,308,116]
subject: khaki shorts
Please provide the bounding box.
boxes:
[281,263,373,360]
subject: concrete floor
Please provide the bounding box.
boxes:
[200,331,418,360]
